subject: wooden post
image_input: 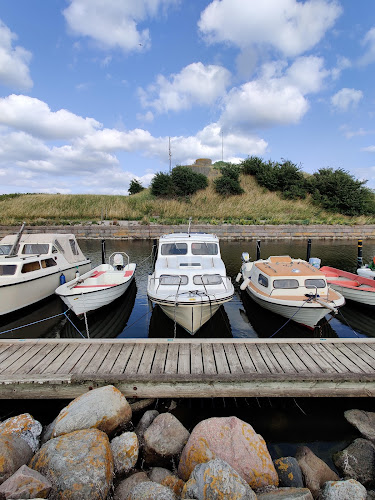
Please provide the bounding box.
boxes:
[306,238,312,262]
[256,240,261,260]
[357,239,363,268]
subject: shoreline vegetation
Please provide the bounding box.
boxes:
[0,175,374,227]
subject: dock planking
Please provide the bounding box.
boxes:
[0,338,374,399]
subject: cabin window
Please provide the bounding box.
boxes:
[54,240,64,254]
[273,279,299,289]
[161,243,187,255]
[22,244,49,255]
[305,279,326,289]
[41,258,57,268]
[21,261,41,273]
[258,274,269,287]
[69,239,79,256]
[52,246,58,254]
[0,265,17,276]
[191,243,218,255]
[193,274,222,285]
[159,274,188,285]
[0,245,12,255]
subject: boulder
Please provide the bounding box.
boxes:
[0,414,42,453]
[148,467,185,497]
[127,481,177,499]
[143,413,190,466]
[333,438,375,486]
[178,416,278,490]
[295,446,339,499]
[0,435,33,485]
[320,479,367,499]
[135,410,159,447]
[181,458,256,499]
[50,385,132,438]
[111,432,139,475]
[0,464,51,499]
[273,457,304,488]
[344,409,375,441]
[29,428,113,500]
[257,488,313,499]
[113,471,150,500]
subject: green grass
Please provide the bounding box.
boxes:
[0,176,373,226]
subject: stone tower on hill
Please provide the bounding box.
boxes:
[186,159,219,178]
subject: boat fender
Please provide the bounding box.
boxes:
[240,277,250,290]
[235,272,242,283]
[75,267,80,278]
[60,273,66,285]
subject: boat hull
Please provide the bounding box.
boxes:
[320,266,375,307]
[327,283,375,306]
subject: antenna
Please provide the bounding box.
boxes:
[188,216,192,235]
[169,137,172,172]
[221,130,223,161]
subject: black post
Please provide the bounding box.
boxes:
[306,238,312,262]
[152,239,158,270]
[101,239,106,264]
[256,240,261,260]
[357,239,363,268]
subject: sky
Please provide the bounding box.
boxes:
[0,0,375,195]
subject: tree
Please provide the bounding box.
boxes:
[241,156,264,176]
[214,164,244,196]
[150,172,174,197]
[171,166,208,196]
[128,179,144,195]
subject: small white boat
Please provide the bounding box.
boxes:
[238,255,345,329]
[320,266,375,307]
[147,233,234,335]
[55,252,136,316]
[357,258,375,279]
[0,226,91,316]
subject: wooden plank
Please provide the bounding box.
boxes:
[137,343,156,375]
[267,343,298,374]
[96,343,123,374]
[83,343,113,374]
[59,344,91,374]
[310,343,350,373]
[286,343,322,374]
[278,343,312,373]
[190,343,203,375]
[177,343,190,375]
[11,343,58,374]
[201,343,216,375]
[28,344,66,374]
[124,344,145,374]
[257,344,283,373]
[0,344,14,364]
[245,344,270,373]
[335,344,375,373]
[165,343,179,375]
[223,343,243,375]
[70,344,102,375]
[5,344,46,375]
[212,343,230,374]
[301,343,337,374]
[352,344,375,365]
[0,344,36,373]
[151,344,167,374]
[43,343,85,375]
[324,344,364,374]
[111,344,134,375]
[234,344,257,373]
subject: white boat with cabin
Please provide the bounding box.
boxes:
[0,228,91,316]
[147,233,234,334]
[55,252,136,315]
[238,254,345,329]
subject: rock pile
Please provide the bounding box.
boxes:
[0,386,373,499]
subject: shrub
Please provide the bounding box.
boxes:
[214,164,244,196]
[150,172,174,197]
[171,166,208,196]
[128,179,145,195]
[241,156,264,176]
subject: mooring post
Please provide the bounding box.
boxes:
[152,239,158,270]
[306,238,312,262]
[357,239,363,268]
[101,239,106,264]
[256,240,261,260]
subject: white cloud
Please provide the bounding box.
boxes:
[331,88,363,112]
[136,111,154,122]
[331,56,351,80]
[359,26,375,66]
[63,0,177,53]
[0,20,33,90]
[198,0,341,57]
[138,62,231,113]
[0,95,102,139]
[361,146,375,153]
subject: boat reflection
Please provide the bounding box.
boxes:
[148,303,233,339]
[60,280,137,339]
[335,301,375,338]
[240,290,338,339]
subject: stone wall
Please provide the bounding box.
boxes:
[1,223,375,240]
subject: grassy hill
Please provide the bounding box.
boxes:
[0,175,374,226]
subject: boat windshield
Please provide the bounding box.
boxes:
[22,244,49,254]
[0,264,17,276]
[161,243,188,255]
[191,243,218,255]
[0,245,12,255]
[159,275,188,285]
[305,279,326,288]
[193,274,222,285]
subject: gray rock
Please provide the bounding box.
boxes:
[273,457,304,488]
[344,409,375,441]
[182,458,256,499]
[257,488,313,499]
[114,472,150,500]
[0,464,52,499]
[143,413,189,466]
[127,481,177,499]
[29,428,114,500]
[111,432,139,475]
[367,490,375,500]
[148,467,174,483]
[295,446,339,499]
[51,385,132,438]
[135,410,159,447]
[333,438,375,486]
[0,435,33,485]
[320,479,367,499]
[148,467,185,497]
[0,414,42,453]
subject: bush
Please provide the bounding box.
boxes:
[170,166,208,196]
[128,179,144,195]
[150,172,174,197]
[241,156,264,176]
[307,168,375,216]
[214,164,244,196]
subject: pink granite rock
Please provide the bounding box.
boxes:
[0,435,33,485]
[178,416,278,489]
[0,413,42,452]
[0,464,51,499]
[110,432,139,475]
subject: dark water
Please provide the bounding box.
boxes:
[1,238,375,339]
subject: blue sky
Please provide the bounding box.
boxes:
[0,0,375,195]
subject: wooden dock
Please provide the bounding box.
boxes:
[0,338,374,399]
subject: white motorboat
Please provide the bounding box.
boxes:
[320,266,375,307]
[55,252,136,316]
[147,233,234,335]
[0,227,91,316]
[357,258,375,279]
[238,254,345,329]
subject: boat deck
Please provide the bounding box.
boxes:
[0,338,374,399]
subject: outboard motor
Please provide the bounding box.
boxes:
[113,253,124,270]
[309,257,321,269]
